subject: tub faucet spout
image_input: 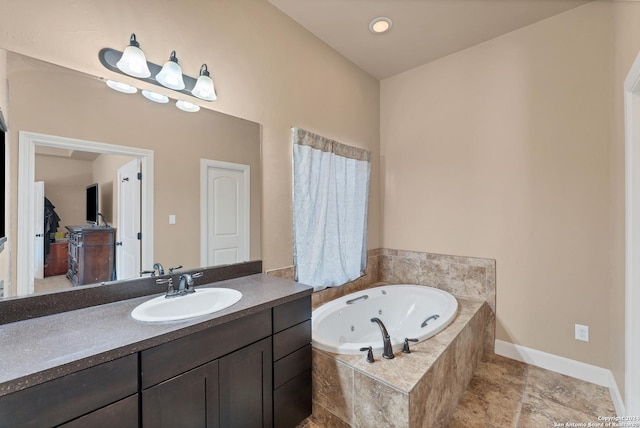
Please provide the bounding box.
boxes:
[370,317,394,359]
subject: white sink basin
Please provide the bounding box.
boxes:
[131,288,242,323]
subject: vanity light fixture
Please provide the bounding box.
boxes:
[115,34,151,78]
[155,51,186,90]
[141,90,169,104]
[105,80,137,94]
[99,33,218,104]
[369,17,392,34]
[191,64,217,101]
[176,100,200,113]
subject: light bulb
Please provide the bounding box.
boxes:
[176,100,200,112]
[141,90,169,104]
[106,80,137,94]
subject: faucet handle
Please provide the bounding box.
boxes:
[402,338,419,354]
[140,270,156,277]
[359,346,375,363]
[156,278,177,298]
[191,272,203,278]
[168,265,183,273]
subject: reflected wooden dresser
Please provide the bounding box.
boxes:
[44,241,69,277]
[65,226,115,286]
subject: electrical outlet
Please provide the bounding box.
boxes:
[575,324,589,342]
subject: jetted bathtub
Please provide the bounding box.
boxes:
[312,284,459,355]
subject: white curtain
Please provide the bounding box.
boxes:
[292,128,371,292]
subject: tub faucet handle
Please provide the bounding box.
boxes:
[402,338,419,354]
[359,346,374,363]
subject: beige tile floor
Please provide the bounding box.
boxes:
[300,353,617,427]
[448,353,616,427]
[34,274,73,294]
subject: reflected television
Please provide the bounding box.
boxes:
[86,183,98,225]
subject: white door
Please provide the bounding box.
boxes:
[200,160,250,267]
[33,181,45,283]
[116,159,141,279]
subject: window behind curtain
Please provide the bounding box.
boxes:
[292,128,371,292]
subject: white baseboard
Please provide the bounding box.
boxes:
[495,340,625,416]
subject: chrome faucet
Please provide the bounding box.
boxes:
[177,272,203,294]
[370,317,394,359]
[153,263,165,276]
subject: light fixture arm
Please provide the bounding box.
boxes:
[128,33,141,48]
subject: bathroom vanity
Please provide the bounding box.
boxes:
[0,272,312,428]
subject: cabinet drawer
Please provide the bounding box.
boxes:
[82,231,113,245]
[273,295,311,333]
[58,393,138,428]
[274,344,311,389]
[274,370,312,428]
[141,309,272,388]
[0,354,138,428]
[273,319,311,361]
[49,242,68,258]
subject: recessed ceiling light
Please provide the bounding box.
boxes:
[369,17,392,34]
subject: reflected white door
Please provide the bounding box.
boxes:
[201,160,250,266]
[117,159,141,279]
[33,181,45,283]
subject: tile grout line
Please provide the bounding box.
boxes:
[513,363,530,427]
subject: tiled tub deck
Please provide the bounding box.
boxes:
[311,298,489,427]
[267,249,497,427]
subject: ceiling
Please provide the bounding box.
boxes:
[268,0,592,80]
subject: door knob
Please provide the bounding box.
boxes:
[35,233,43,237]
[115,241,123,246]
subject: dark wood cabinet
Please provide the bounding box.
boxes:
[58,394,139,428]
[142,360,220,428]
[272,296,312,428]
[220,338,273,428]
[140,310,273,428]
[0,354,138,428]
[0,294,312,428]
[65,226,114,286]
[44,241,68,277]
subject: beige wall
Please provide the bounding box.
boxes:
[35,155,93,230]
[0,0,381,276]
[381,2,612,368]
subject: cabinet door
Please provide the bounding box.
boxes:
[58,394,138,428]
[219,337,273,428]
[142,360,219,428]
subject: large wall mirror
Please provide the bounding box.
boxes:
[3,51,261,299]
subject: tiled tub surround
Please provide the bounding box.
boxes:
[377,249,495,353]
[312,299,488,427]
[267,249,496,427]
[266,248,496,350]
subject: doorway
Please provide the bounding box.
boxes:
[200,159,250,267]
[624,49,640,415]
[17,131,154,297]
[116,159,141,280]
